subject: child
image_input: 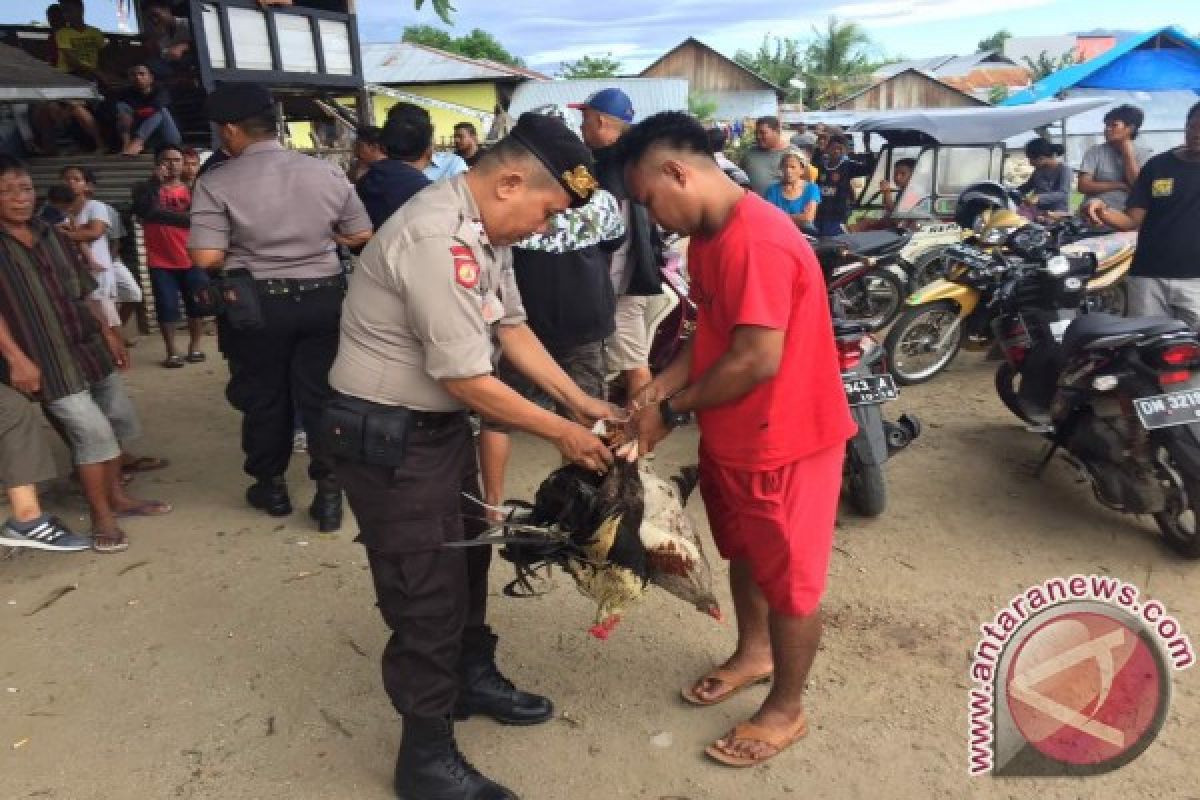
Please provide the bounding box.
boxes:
[57,165,120,328]
[880,158,916,215]
[1019,138,1073,215]
[814,133,874,237]
[79,168,143,336]
[764,150,821,232]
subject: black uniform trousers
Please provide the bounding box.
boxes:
[220,285,343,483]
[333,416,491,718]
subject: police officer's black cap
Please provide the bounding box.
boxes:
[205,82,275,124]
[507,112,597,208]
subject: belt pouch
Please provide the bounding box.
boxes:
[189,276,225,318]
[221,269,265,331]
[363,407,412,468]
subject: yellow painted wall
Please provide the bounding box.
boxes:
[284,82,498,149]
[373,82,498,145]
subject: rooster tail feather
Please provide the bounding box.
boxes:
[672,465,701,505]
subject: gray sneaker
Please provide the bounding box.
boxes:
[0,516,90,552]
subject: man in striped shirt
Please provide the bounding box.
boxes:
[0,155,170,553]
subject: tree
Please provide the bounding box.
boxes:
[1022,49,1079,81]
[735,36,806,102]
[688,91,718,122]
[402,24,525,67]
[558,53,623,79]
[804,16,877,107]
[977,29,1012,53]
[988,84,1010,105]
[413,0,454,24]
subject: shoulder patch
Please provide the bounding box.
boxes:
[1152,178,1174,198]
[451,245,480,289]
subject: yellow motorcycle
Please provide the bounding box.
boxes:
[884,214,1134,385]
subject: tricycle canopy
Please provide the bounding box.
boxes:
[849,97,1113,147]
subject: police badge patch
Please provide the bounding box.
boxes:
[450,245,480,289]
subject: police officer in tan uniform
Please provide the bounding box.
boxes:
[326,113,615,800]
[189,83,372,532]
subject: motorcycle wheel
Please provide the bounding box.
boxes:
[845,448,887,517]
[994,363,1041,426]
[832,269,904,332]
[884,300,964,386]
[907,246,952,289]
[1086,282,1129,317]
[1152,430,1200,558]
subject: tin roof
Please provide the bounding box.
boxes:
[0,43,98,102]
[360,42,547,85]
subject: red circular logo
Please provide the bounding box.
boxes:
[1005,611,1164,767]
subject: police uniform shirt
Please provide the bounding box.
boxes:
[329,175,525,411]
[189,140,371,279]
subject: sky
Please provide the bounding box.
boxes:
[4,0,1199,73]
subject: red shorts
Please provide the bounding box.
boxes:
[698,444,844,616]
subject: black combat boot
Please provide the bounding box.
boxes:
[454,626,553,725]
[393,716,517,800]
[246,476,291,516]
[308,479,342,532]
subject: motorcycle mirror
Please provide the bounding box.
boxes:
[1044,255,1070,276]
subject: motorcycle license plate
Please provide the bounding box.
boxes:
[844,374,898,406]
[1133,389,1200,430]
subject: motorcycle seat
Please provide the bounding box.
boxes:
[829,230,913,259]
[1061,313,1189,354]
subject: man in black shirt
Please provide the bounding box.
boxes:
[814,133,873,237]
[1091,102,1200,328]
[355,104,432,229]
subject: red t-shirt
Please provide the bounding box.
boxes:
[143,183,192,269]
[687,192,856,469]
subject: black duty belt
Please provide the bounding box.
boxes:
[257,275,346,296]
[411,409,467,429]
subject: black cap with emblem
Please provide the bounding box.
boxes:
[507,112,597,208]
[204,82,276,124]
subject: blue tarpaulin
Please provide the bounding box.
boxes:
[1003,27,1200,105]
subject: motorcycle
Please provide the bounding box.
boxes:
[884,218,1129,386]
[834,317,921,517]
[991,241,1200,557]
[811,229,911,332]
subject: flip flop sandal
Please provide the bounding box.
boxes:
[681,667,773,707]
[185,351,206,363]
[91,530,129,554]
[704,717,809,768]
[123,456,169,473]
[114,500,173,518]
[163,356,185,368]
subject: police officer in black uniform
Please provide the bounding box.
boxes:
[188,83,373,532]
[326,113,616,799]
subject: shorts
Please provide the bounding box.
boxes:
[1128,276,1200,332]
[482,340,605,434]
[111,261,143,304]
[44,372,142,465]
[605,294,651,373]
[699,443,844,616]
[150,266,210,325]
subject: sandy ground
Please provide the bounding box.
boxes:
[1,335,1198,800]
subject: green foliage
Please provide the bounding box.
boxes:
[402,24,526,67]
[988,84,1010,105]
[413,0,455,25]
[558,53,623,79]
[977,29,1012,53]
[734,16,880,109]
[688,92,718,122]
[1023,49,1079,81]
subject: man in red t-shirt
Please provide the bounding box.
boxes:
[623,112,856,768]
[132,144,210,368]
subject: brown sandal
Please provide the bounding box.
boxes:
[91,528,129,554]
[705,716,809,767]
[681,667,773,706]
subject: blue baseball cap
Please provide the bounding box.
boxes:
[569,88,634,123]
